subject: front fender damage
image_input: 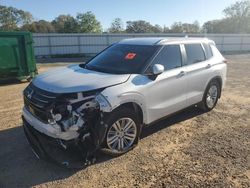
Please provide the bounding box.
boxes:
[22,91,111,168]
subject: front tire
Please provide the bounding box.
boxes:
[102,107,141,156]
[199,80,220,111]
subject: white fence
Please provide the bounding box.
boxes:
[33,33,250,56]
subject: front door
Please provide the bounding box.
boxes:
[140,45,188,123]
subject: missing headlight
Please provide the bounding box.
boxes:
[95,94,112,112]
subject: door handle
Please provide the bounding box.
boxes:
[205,64,211,69]
[178,71,185,77]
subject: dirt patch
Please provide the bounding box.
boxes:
[0,55,249,187]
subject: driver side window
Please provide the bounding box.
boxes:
[153,45,182,71]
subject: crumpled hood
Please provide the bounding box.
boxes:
[32,64,130,93]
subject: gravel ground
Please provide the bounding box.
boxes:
[0,54,249,188]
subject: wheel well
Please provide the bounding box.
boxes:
[210,76,222,98]
[115,102,143,124]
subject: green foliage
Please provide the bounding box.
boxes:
[126,20,151,33]
[125,20,200,34]
[126,20,148,33]
[203,0,250,33]
[0,5,33,31]
[76,11,102,33]
[170,22,183,33]
[152,24,163,33]
[108,18,124,33]
[21,20,55,33]
[170,21,200,33]
[52,15,79,33]
[163,26,171,33]
[224,0,250,18]
[126,20,160,33]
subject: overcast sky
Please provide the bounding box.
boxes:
[1,0,238,30]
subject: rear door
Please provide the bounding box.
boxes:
[183,43,213,106]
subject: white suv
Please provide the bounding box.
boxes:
[22,38,227,165]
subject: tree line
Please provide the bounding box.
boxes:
[1,0,250,34]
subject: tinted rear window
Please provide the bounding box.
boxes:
[153,45,182,70]
[86,44,159,74]
[202,43,213,59]
[185,44,205,65]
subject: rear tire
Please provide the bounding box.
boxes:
[199,80,220,111]
[101,107,141,156]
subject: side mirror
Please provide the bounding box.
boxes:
[147,64,164,80]
[152,64,164,75]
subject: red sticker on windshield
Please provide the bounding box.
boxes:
[125,53,136,60]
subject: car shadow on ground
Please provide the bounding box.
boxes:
[0,106,204,187]
[141,106,204,139]
[0,79,28,86]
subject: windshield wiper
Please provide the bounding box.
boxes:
[81,64,94,71]
[84,64,104,73]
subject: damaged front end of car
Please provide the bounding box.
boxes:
[22,83,112,168]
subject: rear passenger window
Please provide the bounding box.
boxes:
[185,44,205,65]
[153,45,182,70]
[202,43,213,59]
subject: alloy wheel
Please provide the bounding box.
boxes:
[106,118,137,152]
[206,85,218,109]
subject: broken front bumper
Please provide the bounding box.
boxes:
[22,107,79,140]
[22,116,97,168]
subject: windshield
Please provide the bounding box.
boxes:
[85,44,159,74]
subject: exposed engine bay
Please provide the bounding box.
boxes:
[49,92,101,138]
[22,83,111,168]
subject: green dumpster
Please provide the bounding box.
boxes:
[0,32,37,81]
